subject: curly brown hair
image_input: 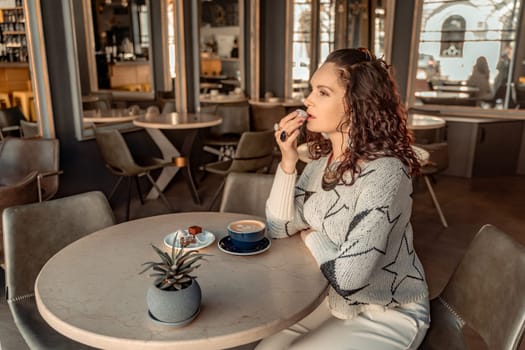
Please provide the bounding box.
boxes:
[306,47,421,185]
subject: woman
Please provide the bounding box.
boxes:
[258,48,429,350]
[466,56,492,101]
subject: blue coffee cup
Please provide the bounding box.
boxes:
[227,219,266,250]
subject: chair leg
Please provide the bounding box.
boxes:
[207,179,226,211]
[135,176,144,205]
[423,175,448,228]
[126,177,133,221]
[146,172,175,212]
[108,176,124,200]
[182,164,201,205]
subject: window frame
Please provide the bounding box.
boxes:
[407,0,525,121]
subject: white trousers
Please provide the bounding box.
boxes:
[255,298,430,350]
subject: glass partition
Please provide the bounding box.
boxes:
[408,0,525,117]
[198,0,244,99]
[82,0,154,96]
[285,0,395,100]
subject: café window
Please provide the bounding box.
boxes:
[286,0,336,100]
[285,0,393,100]
[410,0,525,114]
[440,15,465,57]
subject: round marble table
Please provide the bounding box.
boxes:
[83,108,144,123]
[35,212,328,350]
[199,94,248,104]
[133,112,222,203]
[409,114,446,130]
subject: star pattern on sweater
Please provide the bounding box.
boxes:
[382,232,425,295]
[372,207,402,254]
[295,185,316,224]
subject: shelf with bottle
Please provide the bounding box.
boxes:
[0,1,26,63]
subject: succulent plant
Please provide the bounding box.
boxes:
[140,238,209,291]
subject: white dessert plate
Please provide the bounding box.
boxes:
[163,230,215,251]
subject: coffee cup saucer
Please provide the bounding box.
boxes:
[218,236,271,256]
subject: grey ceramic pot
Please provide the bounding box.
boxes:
[147,279,201,324]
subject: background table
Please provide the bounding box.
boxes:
[199,94,248,104]
[133,112,222,203]
[409,114,446,130]
[35,212,328,350]
[83,108,144,123]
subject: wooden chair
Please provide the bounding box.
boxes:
[420,224,525,350]
[3,191,115,349]
[219,172,275,218]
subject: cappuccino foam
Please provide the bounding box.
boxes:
[229,220,264,233]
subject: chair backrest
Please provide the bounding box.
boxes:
[250,104,286,131]
[20,120,39,138]
[0,106,24,138]
[0,171,39,262]
[219,172,275,217]
[0,137,60,200]
[161,100,176,114]
[209,102,250,137]
[230,130,275,173]
[421,224,525,350]
[420,142,449,173]
[94,128,141,176]
[2,191,116,299]
[3,191,115,298]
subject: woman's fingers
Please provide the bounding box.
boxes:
[276,114,306,144]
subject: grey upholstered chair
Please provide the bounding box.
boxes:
[249,103,286,132]
[219,172,275,218]
[420,224,525,350]
[0,170,39,266]
[93,128,175,221]
[3,191,116,349]
[20,120,39,138]
[0,106,25,139]
[202,102,250,160]
[203,130,275,209]
[0,137,61,202]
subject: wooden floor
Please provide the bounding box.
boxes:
[1,170,524,349]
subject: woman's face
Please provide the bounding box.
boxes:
[304,63,348,136]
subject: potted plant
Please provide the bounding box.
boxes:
[140,240,209,325]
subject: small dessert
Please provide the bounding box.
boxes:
[188,225,202,236]
[179,235,196,247]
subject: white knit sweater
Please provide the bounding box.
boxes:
[266,156,429,320]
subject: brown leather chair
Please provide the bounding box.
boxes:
[203,130,275,209]
[219,172,275,218]
[3,191,115,349]
[420,224,525,350]
[0,137,60,202]
[93,128,175,221]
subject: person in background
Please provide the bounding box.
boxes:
[493,44,512,101]
[257,48,429,350]
[466,56,492,101]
